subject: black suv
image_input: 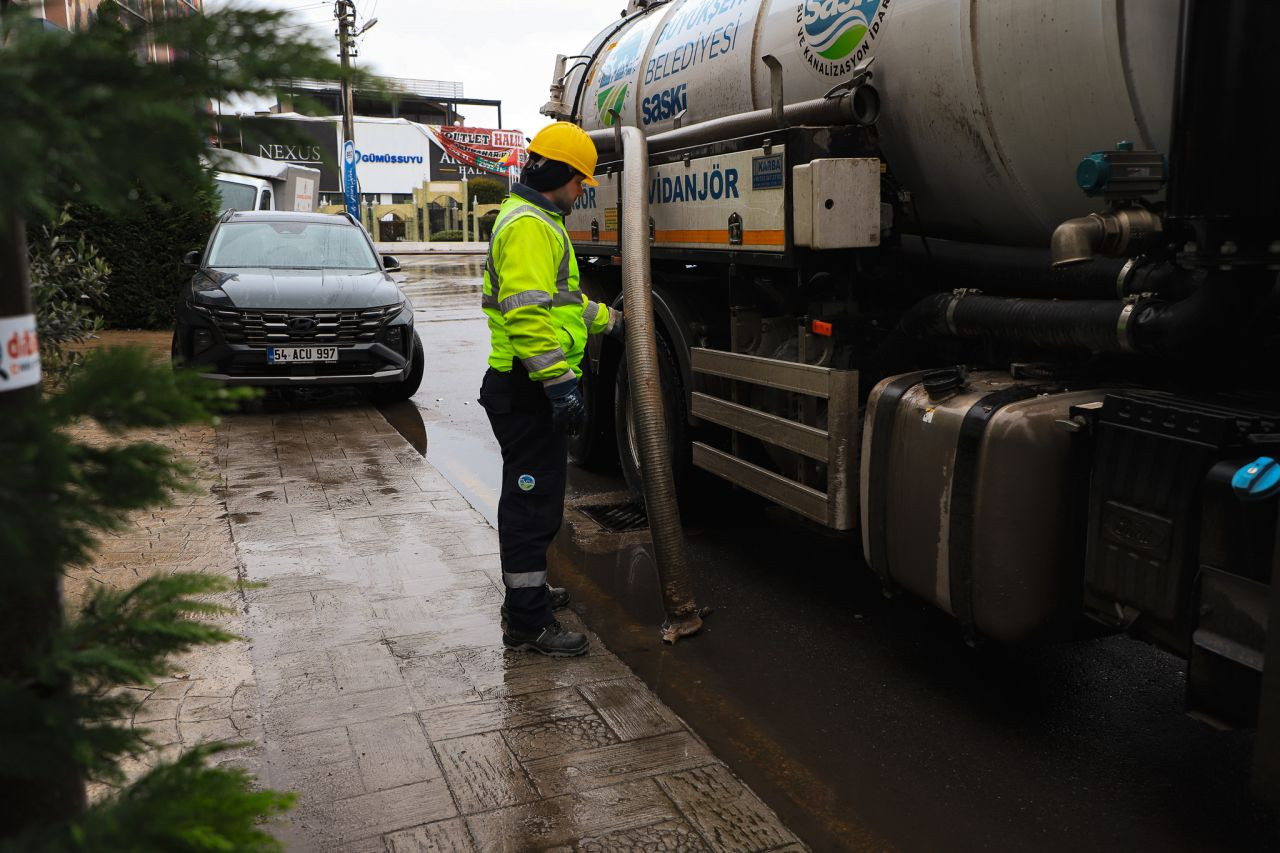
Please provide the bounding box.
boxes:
[173,210,422,402]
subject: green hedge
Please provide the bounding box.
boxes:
[467,177,507,205]
[430,230,464,242]
[60,177,218,330]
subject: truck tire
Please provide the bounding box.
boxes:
[568,347,619,471]
[613,331,690,505]
[366,332,424,404]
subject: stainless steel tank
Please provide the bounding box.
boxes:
[566,0,1180,245]
[859,370,1112,643]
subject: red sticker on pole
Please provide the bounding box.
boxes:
[812,319,833,337]
[0,314,41,391]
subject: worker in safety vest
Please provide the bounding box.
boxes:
[479,121,623,657]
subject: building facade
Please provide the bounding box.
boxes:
[23,0,202,62]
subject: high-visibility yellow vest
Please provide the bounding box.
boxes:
[482,192,610,381]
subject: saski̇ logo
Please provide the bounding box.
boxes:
[803,0,882,61]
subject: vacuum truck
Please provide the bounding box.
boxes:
[540,0,1280,789]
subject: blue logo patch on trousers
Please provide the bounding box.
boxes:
[517,474,536,492]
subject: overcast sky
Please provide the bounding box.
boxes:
[206,0,616,140]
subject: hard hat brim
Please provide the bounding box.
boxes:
[582,174,599,187]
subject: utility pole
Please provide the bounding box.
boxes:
[335,0,356,149]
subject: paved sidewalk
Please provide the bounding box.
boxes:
[67,414,262,800]
[219,402,806,852]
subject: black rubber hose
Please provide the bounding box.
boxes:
[892,237,1180,299]
[902,293,1137,353]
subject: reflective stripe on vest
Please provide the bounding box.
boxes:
[482,203,573,313]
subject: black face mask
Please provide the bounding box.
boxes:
[522,158,575,193]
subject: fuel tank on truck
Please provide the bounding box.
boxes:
[566,0,1179,245]
[859,370,1112,643]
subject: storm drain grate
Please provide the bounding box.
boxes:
[579,501,649,533]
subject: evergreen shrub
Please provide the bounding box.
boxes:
[60,180,218,330]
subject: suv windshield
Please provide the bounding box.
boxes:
[206,221,378,270]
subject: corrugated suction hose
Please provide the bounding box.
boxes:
[614,122,703,643]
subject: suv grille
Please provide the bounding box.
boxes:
[191,303,401,346]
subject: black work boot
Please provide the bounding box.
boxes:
[500,584,570,629]
[502,619,589,657]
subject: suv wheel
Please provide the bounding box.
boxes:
[367,332,423,404]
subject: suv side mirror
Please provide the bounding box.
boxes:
[182,250,202,269]
[381,255,401,272]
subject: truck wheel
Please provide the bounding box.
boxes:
[367,332,424,404]
[569,346,619,471]
[613,331,690,505]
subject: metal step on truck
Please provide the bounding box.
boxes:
[542,0,1280,796]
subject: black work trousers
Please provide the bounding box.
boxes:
[479,364,568,632]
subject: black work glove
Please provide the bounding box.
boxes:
[545,374,587,436]
[607,307,625,341]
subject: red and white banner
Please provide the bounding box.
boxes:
[426,126,527,177]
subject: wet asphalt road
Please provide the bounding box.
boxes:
[393,256,1280,852]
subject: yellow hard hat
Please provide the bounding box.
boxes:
[527,122,599,187]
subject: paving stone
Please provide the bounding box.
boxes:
[578,817,713,852]
[340,515,387,542]
[277,757,367,803]
[349,714,442,792]
[149,680,194,702]
[464,779,679,852]
[384,818,477,853]
[137,716,181,746]
[503,713,619,763]
[436,732,538,814]
[339,834,394,853]
[579,678,684,741]
[325,486,372,510]
[467,652,631,700]
[398,652,482,710]
[133,698,179,724]
[255,648,337,706]
[305,779,457,843]
[232,682,259,712]
[180,695,233,722]
[283,480,330,508]
[179,717,239,745]
[385,617,499,658]
[656,764,801,853]
[523,731,715,797]
[265,685,417,738]
[330,641,406,693]
[274,724,354,770]
[421,687,593,742]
